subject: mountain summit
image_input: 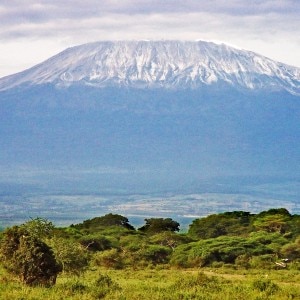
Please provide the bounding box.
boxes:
[1,40,300,94]
[1,40,300,190]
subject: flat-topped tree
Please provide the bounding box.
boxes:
[252,208,292,234]
[188,211,253,239]
[138,218,180,234]
[73,213,135,231]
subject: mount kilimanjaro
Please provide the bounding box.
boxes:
[0,40,300,192]
[1,40,300,93]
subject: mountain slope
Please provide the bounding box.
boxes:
[0,40,300,94]
[0,40,300,192]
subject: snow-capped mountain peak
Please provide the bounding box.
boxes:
[1,40,300,94]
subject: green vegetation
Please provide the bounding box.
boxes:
[0,224,61,286]
[0,208,299,299]
[138,218,180,233]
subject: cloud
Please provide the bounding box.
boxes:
[1,7,299,42]
[1,0,300,21]
[1,1,299,33]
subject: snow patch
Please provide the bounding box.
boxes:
[0,40,300,94]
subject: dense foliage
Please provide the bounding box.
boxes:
[0,224,61,286]
[188,211,253,238]
[0,208,299,292]
[138,218,180,234]
[72,213,135,231]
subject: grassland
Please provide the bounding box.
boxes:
[1,209,299,299]
[1,265,300,300]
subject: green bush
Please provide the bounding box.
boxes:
[47,237,90,275]
[280,236,300,260]
[91,273,121,299]
[249,254,275,269]
[235,254,251,268]
[59,274,120,299]
[0,226,61,286]
[252,278,279,295]
[92,249,123,269]
[21,217,55,239]
[139,244,172,265]
[119,234,148,252]
[78,235,112,252]
[149,231,193,250]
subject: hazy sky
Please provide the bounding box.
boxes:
[0,0,300,77]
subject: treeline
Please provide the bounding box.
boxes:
[0,208,299,286]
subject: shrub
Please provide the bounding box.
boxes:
[252,278,279,295]
[47,237,90,275]
[78,235,112,252]
[280,236,300,260]
[92,249,123,269]
[0,226,61,286]
[91,273,121,299]
[174,272,221,289]
[249,254,275,269]
[21,217,55,239]
[139,244,172,264]
[235,254,251,268]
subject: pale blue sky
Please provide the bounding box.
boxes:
[0,0,299,77]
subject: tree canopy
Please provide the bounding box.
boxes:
[138,218,180,234]
[0,208,299,287]
[188,211,252,239]
[73,213,135,231]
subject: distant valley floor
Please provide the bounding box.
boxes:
[1,176,299,229]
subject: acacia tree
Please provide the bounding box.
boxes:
[138,218,180,234]
[188,211,252,239]
[73,213,135,231]
[253,208,292,234]
[0,226,61,286]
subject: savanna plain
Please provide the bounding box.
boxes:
[0,208,299,299]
